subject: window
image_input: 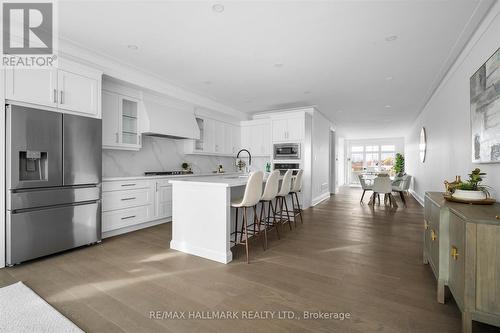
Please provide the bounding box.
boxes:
[347,142,400,184]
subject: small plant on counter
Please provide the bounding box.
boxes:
[456,168,491,197]
[181,162,189,170]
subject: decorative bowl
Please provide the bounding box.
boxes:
[452,189,487,201]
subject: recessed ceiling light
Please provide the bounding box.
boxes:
[274,63,284,68]
[212,4,224,13]
[127,44,138,50]
[385,35,398,42]
[203,81,212,85]
[385,105,392,108]
[385,76,393,81]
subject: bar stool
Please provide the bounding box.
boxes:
[231,171,263,263]
[258,170,281,249]
[274,170,293,231]
[288,169,303,225]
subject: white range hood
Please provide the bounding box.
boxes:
[140,100,200,140]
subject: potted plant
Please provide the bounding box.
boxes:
[393,153,405,176]
[452,168,491,200]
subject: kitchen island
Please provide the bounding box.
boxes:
[169,174,259,264]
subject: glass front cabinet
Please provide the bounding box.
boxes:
[102,90,142,150]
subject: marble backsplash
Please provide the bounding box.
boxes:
[102,135,269,177]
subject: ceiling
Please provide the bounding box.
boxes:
[58,1,494,138]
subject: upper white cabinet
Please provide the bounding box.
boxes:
[102,90,142,150]
[4,60,102,118]
[241,119,271,156]
[5,68,57,108]
[185,116,240,156]
[57,69,99,117]
[272,117,304,142]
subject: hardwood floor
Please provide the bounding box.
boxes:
[1,187,498,332]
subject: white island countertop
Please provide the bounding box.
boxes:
[168,174,251,187]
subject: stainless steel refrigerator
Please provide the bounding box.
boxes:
[6,104,102,266]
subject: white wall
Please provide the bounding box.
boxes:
[337,137,345,187]
[311,111,332,204]
[406,2,500,203]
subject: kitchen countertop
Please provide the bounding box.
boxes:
[103,172,244,182]
[169,174,252,187]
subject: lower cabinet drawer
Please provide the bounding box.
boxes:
[102,188,154,211]
[448,212,466,308]
[102,205,154,232]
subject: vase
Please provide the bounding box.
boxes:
[452,189,486,201]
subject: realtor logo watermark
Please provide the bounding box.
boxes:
[2,1,58,67]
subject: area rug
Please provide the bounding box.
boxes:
[0,281,84,333]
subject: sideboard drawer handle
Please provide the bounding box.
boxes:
[121,184,136,187]
[121,215,136,220]
[451,246,459,260]
[121,197,136,201]
[431,230,437,241]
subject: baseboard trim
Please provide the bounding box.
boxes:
[312,192,331,206]
[170,240,232,264]
[103,218,171,239]
[409,189,424,207]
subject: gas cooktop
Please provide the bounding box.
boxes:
[144,171,193,176]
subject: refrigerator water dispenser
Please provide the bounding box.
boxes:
[19,150,47,181]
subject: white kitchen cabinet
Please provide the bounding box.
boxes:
[102,90,141,150]
[271,118,287,142]
[286,117,305,141]
[155,180,173,219]
[214,120,225,154]
[5,68,57,108]
[57,69,99,117]
[185,117,240,156]
[226,124,241,154]
[240,120,271,156]
[4,60,102,118]
[271,117,304,142]
[102,178,172,238]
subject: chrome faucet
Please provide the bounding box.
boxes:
[236,149,252,173]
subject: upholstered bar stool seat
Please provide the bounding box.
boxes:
[230,171,263,263]
[288,169,304,225]
[274,170,293,231]
[257,170,281,248]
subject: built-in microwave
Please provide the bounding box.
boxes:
[274,143,300,160]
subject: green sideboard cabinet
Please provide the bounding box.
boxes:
[424,192,500,333]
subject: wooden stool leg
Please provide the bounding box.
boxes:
[283,196,292,230]
[243,207,249,264]
[234,207,239,245]
[295,192,303,224]
[255,205,266,250]
[290,194,297,227]
[270,200,280,239]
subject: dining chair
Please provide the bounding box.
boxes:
[231,171,264,263]
[392,175,412,207]
[371,176,397,208]
[358,174,373,203]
